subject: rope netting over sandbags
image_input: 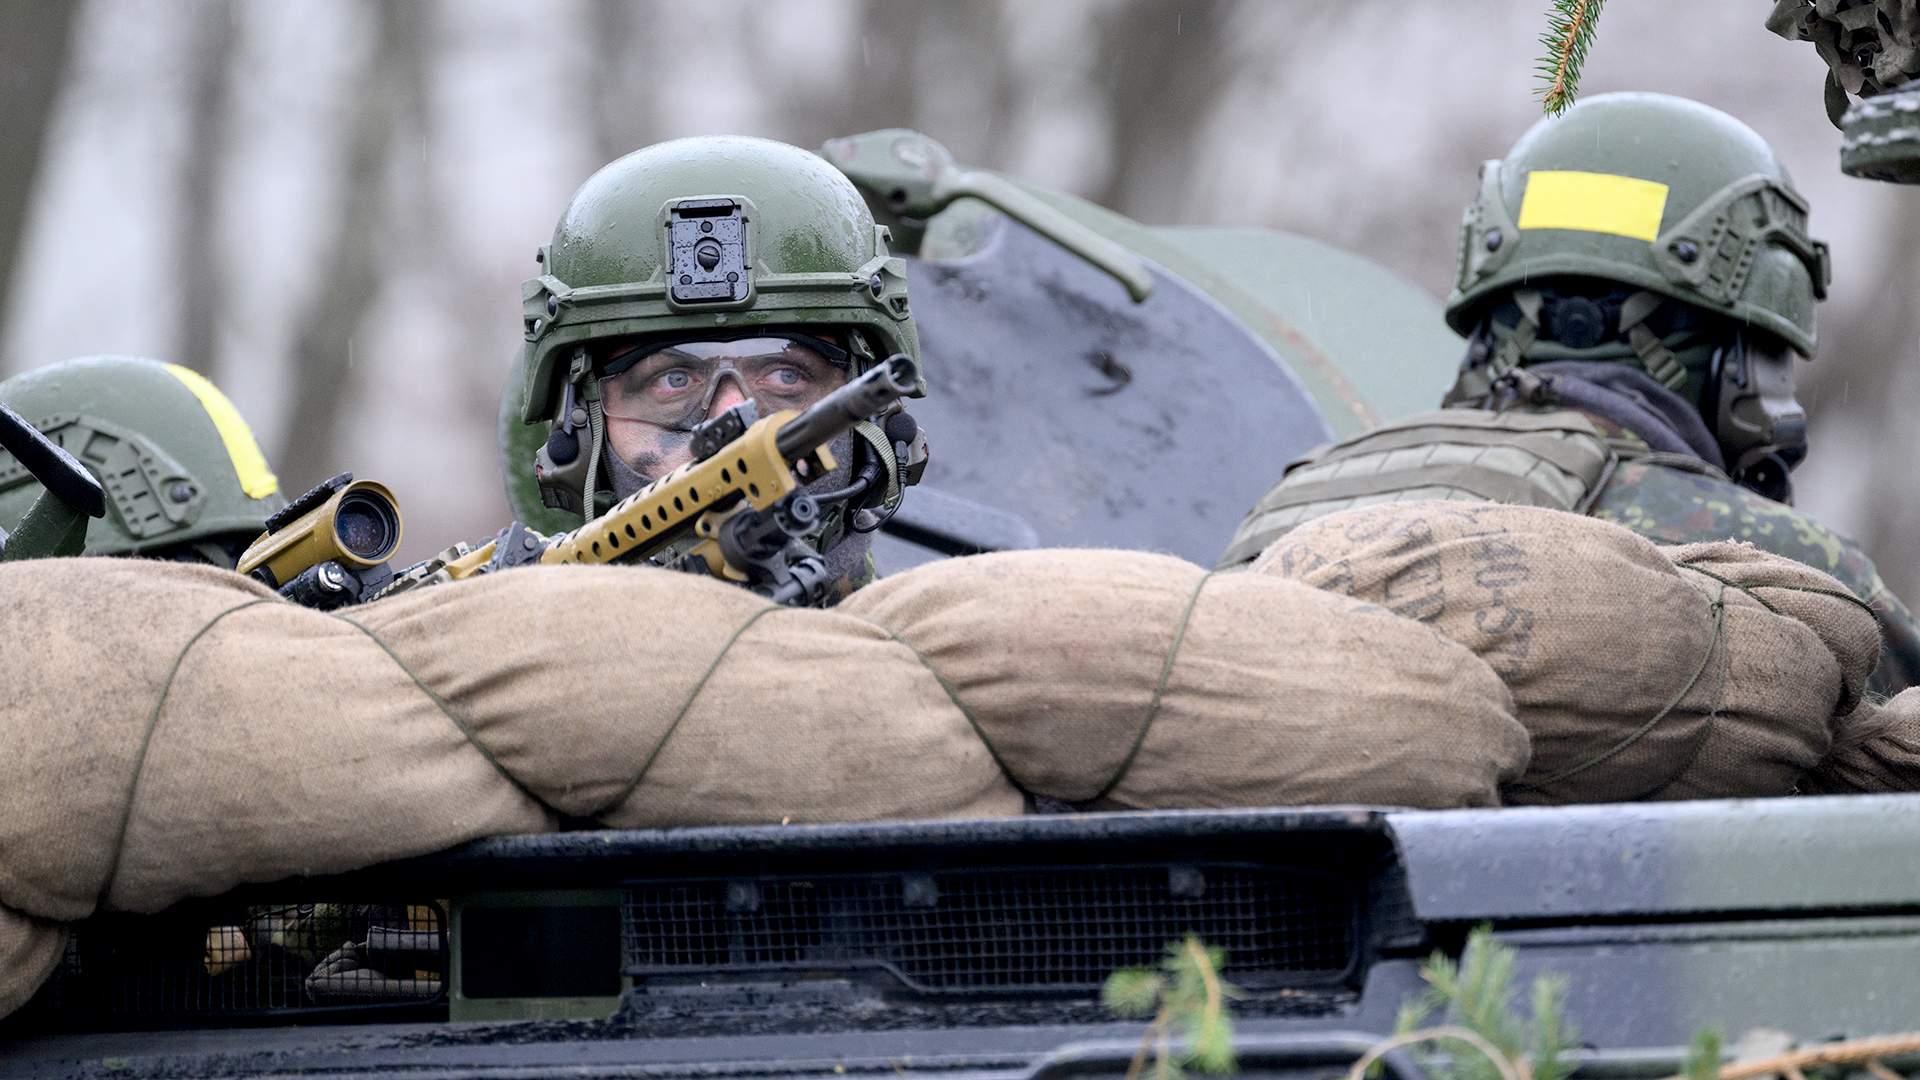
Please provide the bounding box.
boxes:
[0,505,1901,1017]
[838,551,1525,809]
[0,547,1529,1015]
[1247,502,1885,804]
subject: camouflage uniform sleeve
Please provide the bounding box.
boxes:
[1591,460,1920,696]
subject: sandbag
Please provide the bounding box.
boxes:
[0,558,1020,929]
[1657,541,1884,799]
[1249,502,1880,804]
[1802,690,1920,795]
[0,910,63,1020]
[307,564,1017,832]
[840,549,1527,810]
[0,560,557,923]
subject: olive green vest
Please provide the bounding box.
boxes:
[1218,408,1632,568]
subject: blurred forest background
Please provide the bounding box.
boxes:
[2,0,1916,592]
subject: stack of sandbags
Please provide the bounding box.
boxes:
[840,550,1527,810]
[1248,501,1882,804]
[0,548,1529,1016]
[0,560,1016,922]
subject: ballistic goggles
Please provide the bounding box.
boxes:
[598,334,852,431]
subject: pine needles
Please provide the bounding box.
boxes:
[1683,1029,1724,1080]
[1537,0,1608,115]
[1105,928,1920,1080]
[1102,936,1242,1079]
[1348,926,1576,1080]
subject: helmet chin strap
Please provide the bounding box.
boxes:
[1617,292,1689,391]
[1489,287,1542,382]
[1442,289,1541,407]
[532,348,609,520]
[580,393,605,520]
[1449,287,1703,407]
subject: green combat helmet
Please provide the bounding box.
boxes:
[0,356,286,566]
[1447,92,1832,500]
[503,135,922,539]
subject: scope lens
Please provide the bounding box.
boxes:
[334,491,399,561]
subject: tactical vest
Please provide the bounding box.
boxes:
[1218,408,1635,568]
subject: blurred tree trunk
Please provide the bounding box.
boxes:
[1094,0,1240,220]
[277,0,423,487]
[0,0,81,349]
[409,3,504,439]
[762,0,930,147]
[758,2,1013,177]
[914,0,1014,166]
[588,0,649,164]
[174,0,238,377]
[839,0,928,136]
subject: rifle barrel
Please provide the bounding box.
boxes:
[775,355,919,460]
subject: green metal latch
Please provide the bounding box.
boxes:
[823,128,1155,304]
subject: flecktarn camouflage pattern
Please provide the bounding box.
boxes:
[1591,458,1920,693]
[1221,404,1920,696]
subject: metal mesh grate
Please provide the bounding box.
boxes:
[623,863,1357,993]
[39,901,447,1024]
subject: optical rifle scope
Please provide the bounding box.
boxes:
[237,472,403,604]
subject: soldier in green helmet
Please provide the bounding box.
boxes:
[0,357,416,995]
[501,134,923,598]
[0,355,287,567]
[1220,91,1920,694]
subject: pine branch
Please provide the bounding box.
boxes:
[1682,1029,1723,1080]
[1179,938,1236,1074]
[1373,932,1920,1080]
[1371,927,1575,1080]
[1105,968,1167,1018]
[1103,936,1240,1078]
[1125,1005,1171,1080]
[1536,0,1608,115]
[1527,973,1578,1080]
[1347,1026,1527,1080]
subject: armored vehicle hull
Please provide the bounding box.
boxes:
[10,798,1920,1077]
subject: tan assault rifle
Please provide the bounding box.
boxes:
[251,355,919,609]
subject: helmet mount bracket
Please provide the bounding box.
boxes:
[665,198,754,309]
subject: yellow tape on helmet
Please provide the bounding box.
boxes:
[1516,170,1670,243]
[162,363,280,499]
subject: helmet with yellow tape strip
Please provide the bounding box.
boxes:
[1447,91,1829,357]
[1444,93,1831,503]
[0,356,286,565]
